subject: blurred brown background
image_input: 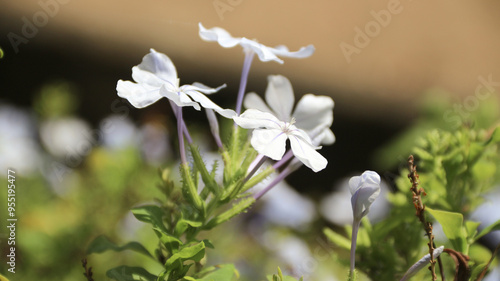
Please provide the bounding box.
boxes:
[1,0,500,190]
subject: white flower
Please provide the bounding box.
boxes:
[399,246,444,281]
[233,109,327,172]
[117,49,236,118]
[349,171,381,221]
[199,23,315,64]
[244,75,335,145]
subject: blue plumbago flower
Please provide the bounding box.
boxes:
[233,109,327,172]
[198,23,315,64]
[399,246,444,281]
[348,171,381,274]
[117,49,236,118]
[244,75,335,146]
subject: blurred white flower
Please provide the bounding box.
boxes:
[0,104,41,175]
[244,75,335,145]
[256,174,316,229]
[117,49,235,118]
[264,231,312,275]
[39,117,93,159]
[233,109,327,172]
[100,115,139,150]
[199,23,315,64]
[139,121,172,165]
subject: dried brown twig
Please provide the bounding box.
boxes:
[82,258,95,281]
[408,155,442,281]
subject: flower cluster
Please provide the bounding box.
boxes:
[116,23,335,197]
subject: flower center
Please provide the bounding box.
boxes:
[281,117,296,134]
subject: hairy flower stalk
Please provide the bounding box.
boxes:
[349,171,381,276]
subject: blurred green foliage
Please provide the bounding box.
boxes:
[326,90,500,280]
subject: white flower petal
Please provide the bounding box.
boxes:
[198,23,243,48]
[269,45,315,59]
[132,49,177,86]
[243,92,272,113]
[190,82,226,95]
[160,87,201,111]
[288,130,327,172]
[233,109,282,130]
[117,80,162,108]
[319,129,336,145]
[184,89,236,118]
[349,171,381,220]
[240,38,283,63]
[251,128,287,160]
[294,94,334,132]
[265,75,294,121]
[348,176,361,195]
[199,23,314,64]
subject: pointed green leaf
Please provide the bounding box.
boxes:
[426,207,466,252]
[196,264,236,281]
[132,205,167,233]
[474,219,500,242]
[106,265,156,281]
[486,126,500,145]
[86,235,153,259]
[323,228,351,250]
[203,197,255,230]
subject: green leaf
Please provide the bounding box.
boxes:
[323,228,351,250]
[196,264,236,281]
[470,263,487,281]
[474,219,500,242]
[465,221,481,243]
[0,48,3,59]
[426,207,466,252]
[132,205,168,233]
[203,197,255,230]
[175,219,203,236]
[165,241,206,270]
[153,228,182,252]
[486,126,500,145]
[86,235,153,258]
[106,265,157,281]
